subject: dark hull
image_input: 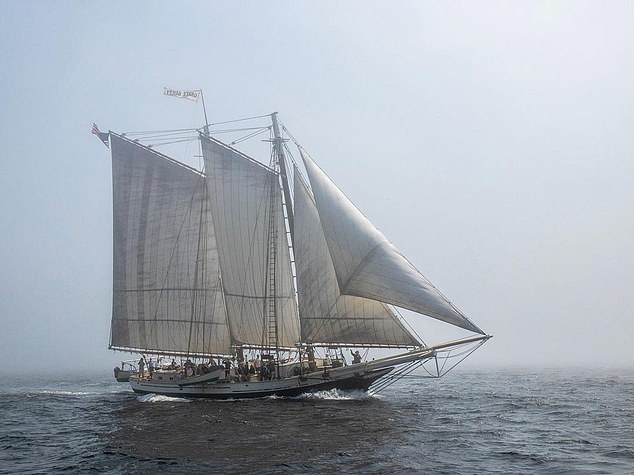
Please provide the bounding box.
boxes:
[129,367,392,400]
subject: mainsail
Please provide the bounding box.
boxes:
[201,136,300,349]
[300,151,484,335]
[294,171,419,347]
[110,134,231,356]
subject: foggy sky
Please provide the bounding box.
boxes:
[1,1,632,374]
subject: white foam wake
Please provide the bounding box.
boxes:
[136,393,192,403]
[295,388,377,400]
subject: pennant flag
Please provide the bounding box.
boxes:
[163,87,200,102]
[92,123,110,148]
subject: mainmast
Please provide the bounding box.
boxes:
[262,112,293,378]
[271,112,294,246]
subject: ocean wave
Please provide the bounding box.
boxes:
[20,387,129,399]
[25,390,93,398]
[3,370,633,473]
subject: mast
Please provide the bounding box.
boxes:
[263,168,280,375]
[268,112,291,378]
[271,112,294,246]
[200,89,210,136]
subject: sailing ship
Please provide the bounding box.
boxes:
[104,112,490,399]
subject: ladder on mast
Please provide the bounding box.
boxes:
[262,112,292,378]
[265,179,279,359]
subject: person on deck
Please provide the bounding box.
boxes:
[351,350,362,364]
[267,359,275,380]
[306,346,317,373]
[224,359,231,379]
[138,357,145,377]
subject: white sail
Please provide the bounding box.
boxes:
[110,134,231,356]
[301,152,484,335]
[202,136,300,348]
[294,172,420,346]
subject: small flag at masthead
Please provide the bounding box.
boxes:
[92,123,110,148]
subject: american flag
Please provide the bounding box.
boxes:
[92,123,110,148]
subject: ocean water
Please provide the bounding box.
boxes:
[1,368,633,474]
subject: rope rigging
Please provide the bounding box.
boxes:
[367,338,489,395]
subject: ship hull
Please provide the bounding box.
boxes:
[129,366,393,399]
[126,340,488,399]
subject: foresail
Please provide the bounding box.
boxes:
[294,170,419,346]
[301,152,484,335]
[110,134,231,356]
[202,136,300,348]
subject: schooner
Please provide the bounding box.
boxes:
[102,111,490,399]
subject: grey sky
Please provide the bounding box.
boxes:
[1,1,632,373]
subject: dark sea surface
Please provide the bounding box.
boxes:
[1,368,633,474]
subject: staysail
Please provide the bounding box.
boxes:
[110,134,231,356]
[201,136,300,348]
[301,152,484,335]
[294,171,420,346]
